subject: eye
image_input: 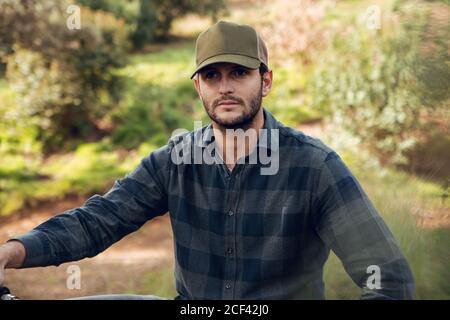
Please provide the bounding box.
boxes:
[232,68,248,77]
[203,70,219,80]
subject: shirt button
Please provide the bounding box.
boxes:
[225,283,232,290]
[228,210,234,216]
[226,248,234,255]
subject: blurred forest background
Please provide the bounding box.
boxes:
[0,0,449,299]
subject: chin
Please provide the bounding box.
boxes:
[216,112,244,125]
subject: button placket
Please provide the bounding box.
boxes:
[223,166,241,299]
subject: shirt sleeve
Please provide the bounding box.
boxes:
[9,145,171,268]
[313,151,415,299]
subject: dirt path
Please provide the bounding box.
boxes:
[1,196,174,299]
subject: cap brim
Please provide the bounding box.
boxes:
[190,54,261,79]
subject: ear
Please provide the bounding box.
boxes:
[193,76,203,100]
[261,70,273,97]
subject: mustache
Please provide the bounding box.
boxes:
[213,96,244,107]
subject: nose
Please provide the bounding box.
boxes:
[218,76,234,95]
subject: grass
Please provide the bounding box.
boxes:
[0,140,157,216]
[134,268,178,298]
[320,139,450,299]
[118,40,196,87]
[316,124,450,299]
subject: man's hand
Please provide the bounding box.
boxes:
[0,241,26,286]
[0,261,4,287]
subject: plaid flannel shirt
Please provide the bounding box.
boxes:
[12,108,415,299]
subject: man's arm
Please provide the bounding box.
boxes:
[7,145,170,269]
[313,151,415,299]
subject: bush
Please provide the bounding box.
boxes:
[309,1,450,166]
[257,0,331,65]
[130,0,157,49]
[134,0,227,44]
[76,0,139,23]
[78,0,227,49]
[111,80,196,148]
[1,0,130,153]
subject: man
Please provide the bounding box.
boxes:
[0,21,414,300]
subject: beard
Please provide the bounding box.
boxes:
[202,83,263,130]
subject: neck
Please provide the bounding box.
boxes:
[212,107,265,171]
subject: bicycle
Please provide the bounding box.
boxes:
[0,287,19,300]
[0,286,167,300]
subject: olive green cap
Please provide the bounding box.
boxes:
[191,21,268,79]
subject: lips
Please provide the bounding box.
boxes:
[217,100,240,107]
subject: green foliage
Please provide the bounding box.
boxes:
[0,140,157,216]
[265,64,325,126]
[131,0,157,49]
[322,148,450,299]
[142,0,226,42]
[0,39,198,216]
[1,0,130,153]
[130,0,227,49]
[79,0,227,48]
[309,1,450,165]
[111,45,198,148]
[0,81,43,157]
[137,268,177,298]
[0,40,198,216]
[0,0,448,300]
[110,87,170,148]
[111,81,196,148]
[76,0,139,23]
[73,7,130,113]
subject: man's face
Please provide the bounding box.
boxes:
[194,63,272,129]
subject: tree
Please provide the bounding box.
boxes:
[131,0,157,49]
[132,0,227,47]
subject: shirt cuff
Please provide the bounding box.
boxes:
[8,230,54,268]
